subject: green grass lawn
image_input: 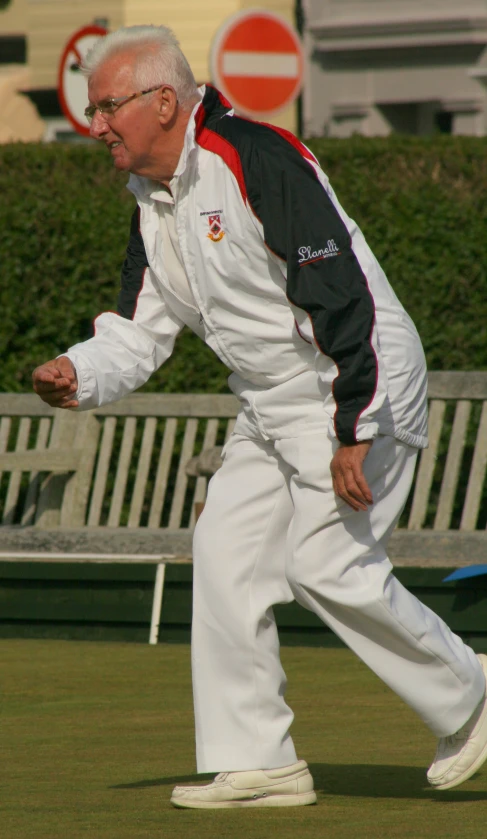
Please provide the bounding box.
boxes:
[2,641,486,839]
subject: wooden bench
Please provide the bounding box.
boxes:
[1,374,487,557]
[1,373,487,642]
[0,392,237,531]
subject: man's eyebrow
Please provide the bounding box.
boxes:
[89,93,117,103]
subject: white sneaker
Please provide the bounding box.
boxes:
[170,759,317,809]
[427,654,487,790]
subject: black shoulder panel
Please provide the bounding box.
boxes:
[117,206,148,320]
[200,107,378,445]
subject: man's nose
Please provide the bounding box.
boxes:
[89,110,109,139]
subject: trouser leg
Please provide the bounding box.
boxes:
[192,434,298,772]
[192,430,485,774]
[279,433,485,737]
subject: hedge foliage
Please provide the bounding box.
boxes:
[1,136,486,394]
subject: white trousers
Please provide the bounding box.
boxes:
[192,431,485,773]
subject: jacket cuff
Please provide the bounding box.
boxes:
[328,417,379,444]
[61,352,100,411]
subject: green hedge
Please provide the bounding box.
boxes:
[1,136,486,394]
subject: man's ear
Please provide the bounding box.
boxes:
[158,85,178,125]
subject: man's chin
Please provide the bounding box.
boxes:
[112,158,131,171]
[108,146,130,170]
[108,148,148,177]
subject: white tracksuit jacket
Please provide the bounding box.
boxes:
[66,85,428,449]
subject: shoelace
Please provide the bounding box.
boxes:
[214,772,229,783]
[438,727,469,754]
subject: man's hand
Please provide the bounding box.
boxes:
[330,440,374,512]
[32,356,79,409]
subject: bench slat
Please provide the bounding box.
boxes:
[87,417,117,526]
[224,418,236,442]
[0,392,240,418]
[428,371,487,400]
[168,419,198,529]
[0,416,11,500]
[34,411,85,528]
[0,394,55,416]
[408,399,445,530]
[4,377,487,417]
[147,418,177,528]
[128,417,157,528]
[434,400,471,530]
[107,417,137,527]
[189,419,219,528]
[59,413,101,527]
[461,402,487,530]
[2,418,31,525]
[0,450,82,471]
[91,393,239,418]
[21,418,51,526]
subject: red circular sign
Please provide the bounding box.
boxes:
[57,25,108,136]
[210,10,303,118]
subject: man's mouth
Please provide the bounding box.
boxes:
[108,141,122,150]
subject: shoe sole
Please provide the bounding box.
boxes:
[170,791,317,809]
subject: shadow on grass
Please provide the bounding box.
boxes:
[111,764,487,801]
[308,763,487,802]
[111,774,212,789]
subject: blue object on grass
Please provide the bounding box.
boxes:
[443,565,487,582]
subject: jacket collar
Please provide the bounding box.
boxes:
[127,85,233,200]
[194,84,234,136]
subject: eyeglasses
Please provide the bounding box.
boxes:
[84,85,162,123]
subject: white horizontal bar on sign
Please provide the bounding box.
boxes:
[222,51,299,78]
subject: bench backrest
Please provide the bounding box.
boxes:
[1,372,486,531]
[0,393,237,529]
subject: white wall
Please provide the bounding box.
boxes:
[303,0,487,136]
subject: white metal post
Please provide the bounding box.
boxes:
[149,562,166,645]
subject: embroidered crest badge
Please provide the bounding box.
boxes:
[207,214,225,242]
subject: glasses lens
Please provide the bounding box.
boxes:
[84,99,118,122]
[99,100,117,115]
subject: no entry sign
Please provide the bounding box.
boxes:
[210,10,303,118]
[57,24,108,136]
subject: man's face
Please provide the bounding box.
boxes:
[88,51,163,176]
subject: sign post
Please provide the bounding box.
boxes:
[210,10,304,119]
[57,24,108,137]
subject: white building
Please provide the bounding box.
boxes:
[302,0,487,136]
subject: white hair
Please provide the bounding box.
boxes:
[83,25,200,108]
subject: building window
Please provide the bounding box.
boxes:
[435,112,453,134]
[378,102,451,136]
[0,36,26,63]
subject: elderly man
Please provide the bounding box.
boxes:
[33,25,487,808]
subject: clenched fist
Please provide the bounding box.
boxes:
[32,356,79,409]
